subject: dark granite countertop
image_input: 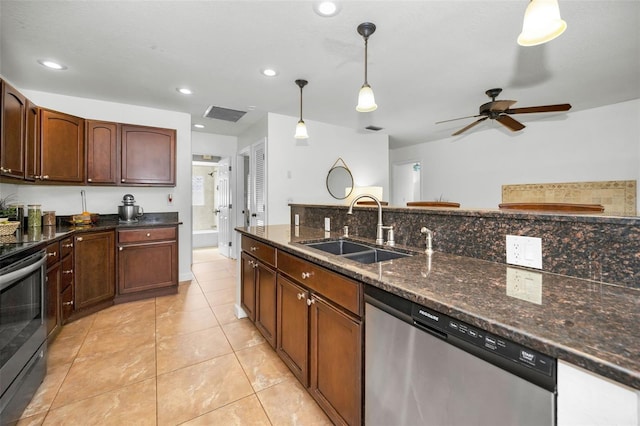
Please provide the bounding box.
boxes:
[0,213,181,261]
[237,224,640,391]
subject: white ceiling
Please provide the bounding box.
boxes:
[1,1,638,149]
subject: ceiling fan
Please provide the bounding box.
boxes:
[436,88,571,136]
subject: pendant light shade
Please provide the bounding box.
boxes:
[517,0,567,46]
[294,79,309,139]
[356,22,377,112]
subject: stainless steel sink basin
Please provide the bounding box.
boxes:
[303,240,412,264]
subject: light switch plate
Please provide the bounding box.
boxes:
[506,235,542,269]
[324,217,331,231]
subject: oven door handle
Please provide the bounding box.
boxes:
[0,253,47,290]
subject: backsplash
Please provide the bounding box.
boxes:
[290,204,640,289]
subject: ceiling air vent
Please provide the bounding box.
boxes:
[203,105,247,122]
[365,125,384,132]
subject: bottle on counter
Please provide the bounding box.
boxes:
[43,211,56,227]
[27,204,42,228]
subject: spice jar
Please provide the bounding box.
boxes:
[43,211,56,226]
[27,204,42,228]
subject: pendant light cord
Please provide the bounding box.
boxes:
[299,85,303,121]
[363,36,369,85]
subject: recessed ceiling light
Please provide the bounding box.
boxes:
[177,88,192,95]
[37,59,67,70]
[193,124,205,129]
[261,68,278,77]
[313,1,340,17]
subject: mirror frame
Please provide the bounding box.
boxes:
[326,158,354,200]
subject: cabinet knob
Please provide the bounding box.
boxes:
[146,233,151,237]
[62,269,73,274]
[119,247,123,251]
[87,178,92,182]
[48,251,57,257]
[301,272,311,279]
[41,175,49,180]
[63,301,74,306]
[63,243,73,248]
[250,246,257,251]
[297,293,305,300]
[307,298,316,306]
[121,179,126,182]
[1,167,11,173]
[76,237,83,242]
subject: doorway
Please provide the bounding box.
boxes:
[192,158,219,248]
[392,161,421,206]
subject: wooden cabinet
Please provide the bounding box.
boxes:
[45,241,61,339]
[120,124,176,186]
[0,81,27,179]
[241,235,277,348]
[116,226,178,301]
[277,250,363,426]
[74,230,115,312]
[24,101,40,182]
[86,120,118,185]
[59,237,74,323]
[40,109,85,183]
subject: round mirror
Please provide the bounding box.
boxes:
[327,165,354,200]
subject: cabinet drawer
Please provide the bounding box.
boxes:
[60,237,74,258]
[241,235,276,267]
[46,241,60,267]
[60,255,74,291]
[278,251,362,317]
[118,227,176,244]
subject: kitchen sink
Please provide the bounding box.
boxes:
[303,240,413,264]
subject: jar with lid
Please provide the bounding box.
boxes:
[27,204,42,228]
[43,211,56,227]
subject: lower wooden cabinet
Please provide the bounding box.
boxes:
[116,226,178,301]
[45,241,61,339]
[74,230,115,313]
[277,275,310,386]
[240,252,257,321]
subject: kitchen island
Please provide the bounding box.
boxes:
[237,224,640,424]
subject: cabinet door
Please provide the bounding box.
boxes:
[240,252,256,321]
[309,294,362,426]
[120,124,175,186]
[255,262,277,348]
[40,109,85,182]
[46,263,61,338]
[118,240,177,294]
[0,81,26,179]
[24,101,40,181]
[74,231,115,310]
[86,120,118,184]
[276,275,309,387]
[60,284,74,324]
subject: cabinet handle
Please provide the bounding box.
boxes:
[301,272,312,279]
[63,301,74,306]
[146,233,151,237]
[253,262,259,269]
[250,246,257,251]
[297,292,305,300]
[48,251,57,257]
[121,179,126,182]
[63,243,73,248]
[62,269,73,274]
[307,298,316,306]
[76,237,83,242]
[87,178,92,182]
[41,175,49,180]
[248,260,254,267]
[119,247,123,251]
[1,167,11,173]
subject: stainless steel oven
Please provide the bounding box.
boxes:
[0,248,48,425]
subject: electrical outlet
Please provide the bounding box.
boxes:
[324,217,331,231]
[506,235,542,269]
[506,267,542,305]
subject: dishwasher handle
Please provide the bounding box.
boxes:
[413,319,448,340]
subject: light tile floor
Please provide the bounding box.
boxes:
[17,247,331,425]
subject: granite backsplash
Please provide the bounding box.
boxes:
[290,204,640,289]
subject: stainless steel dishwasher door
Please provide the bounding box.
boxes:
[365,303,555,426]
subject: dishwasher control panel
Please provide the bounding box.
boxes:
[412,304,555,377]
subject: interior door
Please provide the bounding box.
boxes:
[250,139,267,227]
[217,157,231,257]
[392,161,421,206]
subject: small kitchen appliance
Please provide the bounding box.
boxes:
[118,194,144,223]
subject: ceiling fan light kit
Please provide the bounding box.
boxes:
[356,22,378,112]
[518,0,567,46]
[294,79,309,139]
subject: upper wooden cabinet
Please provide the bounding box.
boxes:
[86,120,118,185]
[40,109,85,183]
[120,124,176,186]
[24,101,40,182]
[0,81,27,179]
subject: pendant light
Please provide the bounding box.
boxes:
[517,0,567,46]
[356,22,377,112]
[294,79,309,139]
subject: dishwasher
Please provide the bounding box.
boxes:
[365,286,556,426]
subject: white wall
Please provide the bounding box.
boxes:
[0,90,194,281]
[390,99,640,211]
[191,132,237,158]
[266,113,390,225]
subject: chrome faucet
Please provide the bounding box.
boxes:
[347,194,393,245]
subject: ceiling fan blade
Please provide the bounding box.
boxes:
[489,100,517,111]
[435,114,482,124]
[506,103,572,114]
[452,116,489,136]
[496,114,525,132]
